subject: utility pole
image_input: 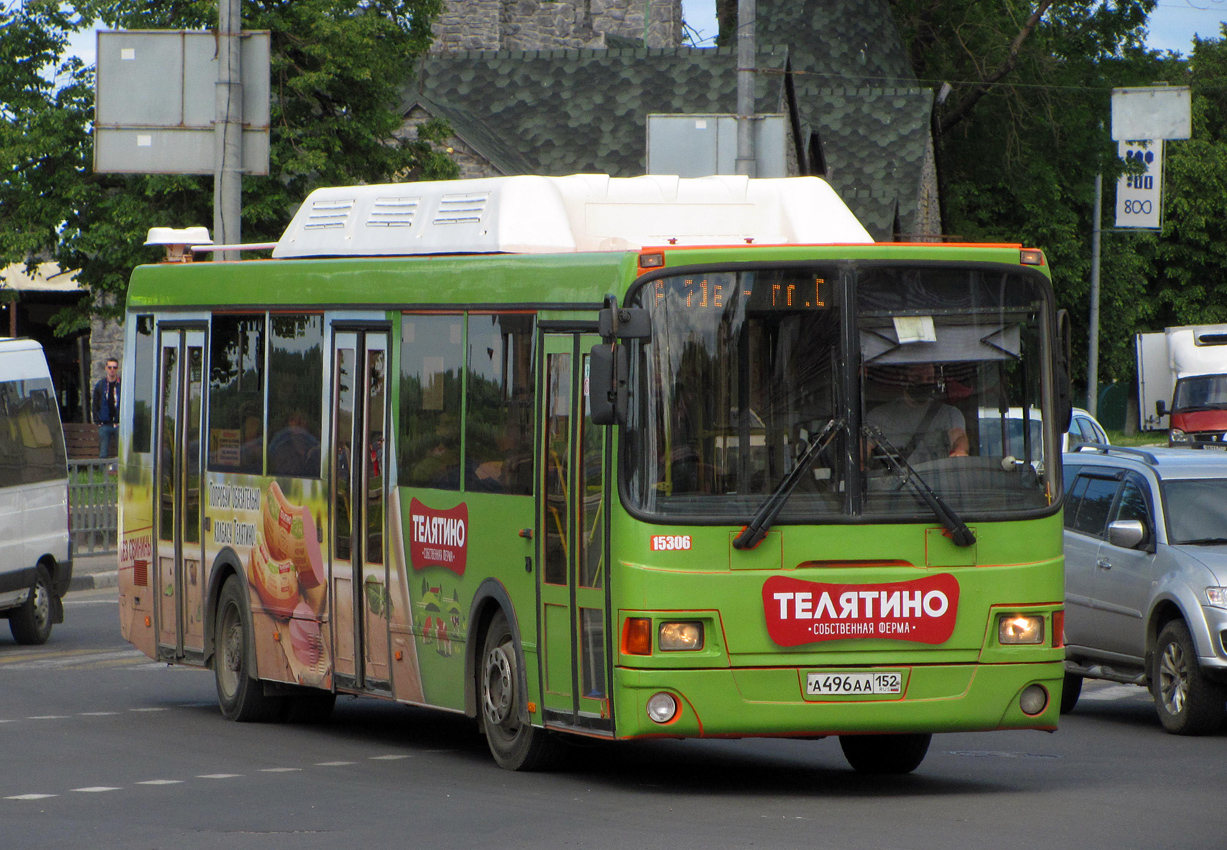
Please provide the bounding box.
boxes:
[735,0,756,177]
[215,0,244,261]
[1087,172,1102,416]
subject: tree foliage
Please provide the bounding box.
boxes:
[1154,31,1227,327]
[888,0,1187,400]
[1,0,456,330]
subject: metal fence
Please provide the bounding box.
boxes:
[69,459,118,556]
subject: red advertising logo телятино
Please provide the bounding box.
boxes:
[409,498,468,576]
[762,573,960,646]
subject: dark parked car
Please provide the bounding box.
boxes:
[1062,444,1227,734]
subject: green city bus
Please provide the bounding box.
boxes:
[117,174,1067,774]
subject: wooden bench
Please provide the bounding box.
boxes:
[62,422,101,459]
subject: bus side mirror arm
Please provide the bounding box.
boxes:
[591,296,649,426]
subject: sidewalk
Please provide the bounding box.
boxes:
[69,552,119,592]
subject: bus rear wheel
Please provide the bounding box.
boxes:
[839,733,931,774]
[479,611,561,771]
[215,576,285,722]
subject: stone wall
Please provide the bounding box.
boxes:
[431,0,683,52]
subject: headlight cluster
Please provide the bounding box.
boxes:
[623,618,705,654]
[998,613,1045,645]
[1206,587,1227,608]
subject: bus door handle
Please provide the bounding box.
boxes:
[524,557,533,574]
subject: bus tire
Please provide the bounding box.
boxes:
[1151,620,1226,736]
[1060,672,1082,714]
[479,611,561,771]
[9,566,53,645]
[215,576,285,722]
[838,733,931,774]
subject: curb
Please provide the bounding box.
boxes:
[69,571,119,592]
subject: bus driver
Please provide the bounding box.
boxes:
[865,362,969,465]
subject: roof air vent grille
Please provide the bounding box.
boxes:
[367,197,420,228]
[303,199,355,230]
[434,192,489,225]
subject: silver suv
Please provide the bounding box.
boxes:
[1062,444,1227,734]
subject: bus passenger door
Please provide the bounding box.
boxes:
[539,334,612,734]
[330,328,392,693]
[154,327,206,663]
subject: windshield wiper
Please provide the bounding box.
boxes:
[1179,537,1227,546]
[862,424,976,548]
[733,418,844,550]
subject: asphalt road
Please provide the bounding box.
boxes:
[3,586,1225,850]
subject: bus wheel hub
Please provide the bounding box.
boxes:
[483,644,515,726]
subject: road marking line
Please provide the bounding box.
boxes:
[130,707,168,712]
[79,712,120,716]
[260,767,302,773]
[6,794,57,800]
[28,715,70,720]
[136,780,184,785]
[197,774,242,779]
[315,761,355,766]
[370,754,412,760]
[0,648,100,664]
[73,786,122,793]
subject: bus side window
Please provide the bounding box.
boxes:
[132,315,155,453]
[465,313,535,495]
[266,314,324,478]
[208,314,265,475]
[399,314,464,490]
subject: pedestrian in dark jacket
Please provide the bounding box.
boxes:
[93,358,121,458]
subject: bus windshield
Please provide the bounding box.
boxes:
[626,263,1054,522]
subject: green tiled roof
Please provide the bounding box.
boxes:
[408,46,790,176]
[406,0,932,240]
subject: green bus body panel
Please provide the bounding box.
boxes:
[127,253,639,310]
[604,512,1064,737]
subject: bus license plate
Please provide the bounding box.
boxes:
[806,671,902,696]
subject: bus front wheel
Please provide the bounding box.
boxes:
[215,576,285,722]
[839,733,931,774]
[479,611,561,771]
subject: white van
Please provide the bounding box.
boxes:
[0,338,72,644]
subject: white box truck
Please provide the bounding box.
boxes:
[1136,324,1227,445]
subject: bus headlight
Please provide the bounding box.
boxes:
[999,614,1044,645]
[658,621,704,651]
[646,692,678,723]
[1170,428,1190,444]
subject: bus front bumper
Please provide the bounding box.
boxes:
[611,661,1063,739]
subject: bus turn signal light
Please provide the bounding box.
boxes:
[623,617,652,655]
